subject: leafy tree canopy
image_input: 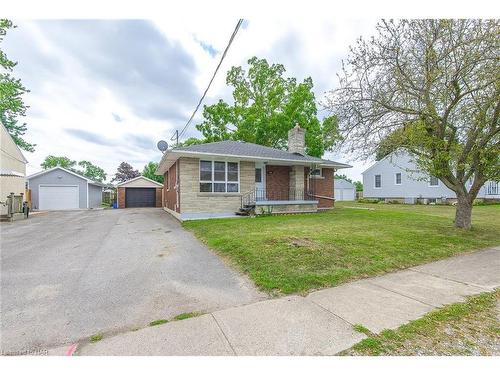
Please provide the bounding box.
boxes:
[112,162,140,183]
[41,155,76,170]
[327,19,499,229]
[174,137,206,148]
[0,19,35,152]
[40,156,107,182]
[142,161,164,184]
[193,57,340,157]
[78,160,107,183]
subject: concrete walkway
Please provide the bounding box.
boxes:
[59,246,499,356]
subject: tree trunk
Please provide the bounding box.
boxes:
[454,192,473,230]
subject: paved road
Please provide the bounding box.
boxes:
[0,208,264,354]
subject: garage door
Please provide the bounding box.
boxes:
[335,188,355,201]
[39,185,79,210]
[125,188,156,207]
[334,188,343,201]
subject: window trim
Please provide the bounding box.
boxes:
[255,167,262,183]
[166,171,170,191]
[374,174,382,189]
[199,160,240,193]
[395,172,402,185]
[428,176,440,187]
[309,168,323,179]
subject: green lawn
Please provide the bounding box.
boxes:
[183,202,500,295]
[341,291,500,356]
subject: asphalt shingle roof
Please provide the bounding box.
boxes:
[173,140,350,167]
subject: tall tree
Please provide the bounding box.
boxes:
[142,161,164,184]
[327,19,499,229]
[112,162,140,183]
[78,160,106,182]
[0,19,35,152]
[195,57,340,157]
[41,155,76,170]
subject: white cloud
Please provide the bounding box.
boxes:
[4,18,379,181]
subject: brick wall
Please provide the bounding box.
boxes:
[155,188,162,208]
[164,161,179,212]
[117,187,125,208]
[179,157,255,213]
[117,186,163,208]
[266,165,290,200]
[304,167,334,208]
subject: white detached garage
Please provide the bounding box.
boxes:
[28,167,105,210]
[334,178,356,201]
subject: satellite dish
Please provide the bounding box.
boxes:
[157,140,169,152]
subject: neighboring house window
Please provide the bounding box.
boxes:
[310,168,322,178]
[375,174,382,188]
[199,160,239,193]
[429,176,439,187]
[395,173,402,185]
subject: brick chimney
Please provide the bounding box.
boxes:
[288,123,305,155]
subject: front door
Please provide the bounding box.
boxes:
[254,162,266,201]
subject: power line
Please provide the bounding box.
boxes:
[171,19,244,144]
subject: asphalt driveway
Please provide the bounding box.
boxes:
[0,208,264,353]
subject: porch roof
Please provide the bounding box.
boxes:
[157,140,351,174]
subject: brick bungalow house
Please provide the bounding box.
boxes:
[156,124,351,220]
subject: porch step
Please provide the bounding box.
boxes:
[235,204,255,216]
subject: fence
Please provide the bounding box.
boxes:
[1,192,28,220]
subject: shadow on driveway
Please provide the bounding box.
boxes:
[1,208,265,353]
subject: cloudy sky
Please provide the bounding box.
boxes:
[3,18,379,181]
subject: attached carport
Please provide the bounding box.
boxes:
[117,176,163,208]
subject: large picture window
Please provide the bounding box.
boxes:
[199,160,239,193]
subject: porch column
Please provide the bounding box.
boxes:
[289,165,305,200]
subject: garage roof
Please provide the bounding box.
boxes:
[27,167,106,187]
[116,175,163,188]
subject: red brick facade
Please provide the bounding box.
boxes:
[266,165,291,200]
[155,188,163,208]
[117,187,126,208]
[164,161,180,213]
[304,167,335,208]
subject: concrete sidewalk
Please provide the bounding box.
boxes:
[59,246,499,356]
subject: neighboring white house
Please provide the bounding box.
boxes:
[362,151,499,203]
[1,123,28,215]
[334,178,356,201]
